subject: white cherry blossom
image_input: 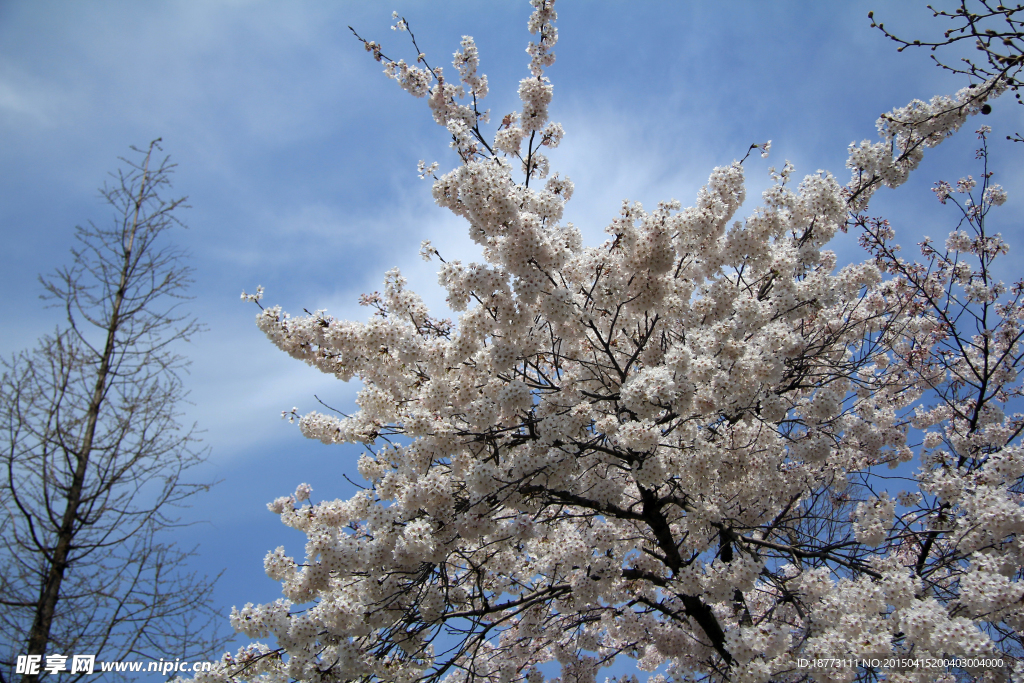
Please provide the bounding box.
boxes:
[202,3,1023,683]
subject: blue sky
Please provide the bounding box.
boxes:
[1,0,1022,676]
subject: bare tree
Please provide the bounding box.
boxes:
[0,141,226,683]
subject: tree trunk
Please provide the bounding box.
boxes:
[20,161,147,683]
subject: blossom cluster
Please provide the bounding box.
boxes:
[201,3,1023,683]
[845,80,1005,212]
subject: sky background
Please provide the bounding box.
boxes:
[1,1,1022,678]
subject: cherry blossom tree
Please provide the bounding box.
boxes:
[870,1,1024,141]
[211,2,1022,681]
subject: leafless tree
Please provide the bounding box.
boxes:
[0,141,227,683]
